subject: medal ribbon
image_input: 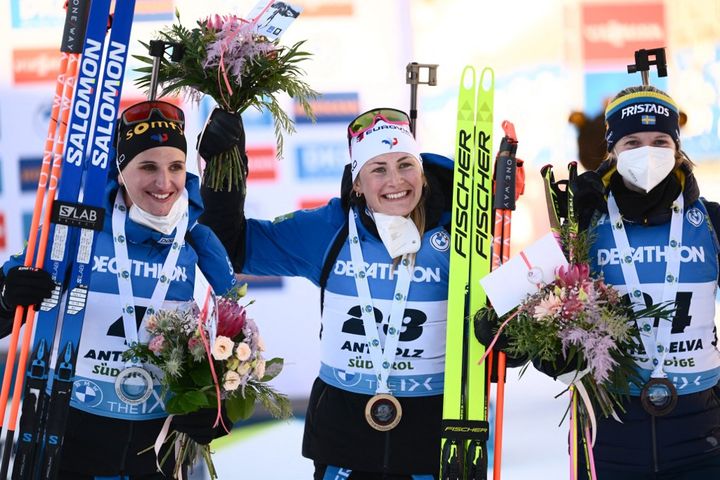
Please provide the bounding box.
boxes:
[347,210,412,395]
[607,192,683,378]
[112,191,188,352]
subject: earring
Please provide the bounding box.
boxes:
[355,191,362,198]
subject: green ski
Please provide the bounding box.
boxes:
[441,66,494,480]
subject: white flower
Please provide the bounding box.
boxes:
[235,342,252,361]
[257,336,266,352]
[212,336,234,360]
[223,370,242,391]
[253,359,266,380]
[237,362,251,376]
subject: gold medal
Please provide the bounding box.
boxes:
[365,393,402,431]
[640,377,678,416]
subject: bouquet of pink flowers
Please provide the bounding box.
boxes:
[135,8,317,191]
[476,227,673,422]
[124,285,290,479]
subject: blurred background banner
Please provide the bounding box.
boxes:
[0,0,719,478]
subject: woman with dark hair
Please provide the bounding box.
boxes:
[0,101,235,479]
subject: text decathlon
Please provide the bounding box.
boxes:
[620,103,670,119]
[334,260,441,283]
[93,255,188,281]
[597,245,705,266]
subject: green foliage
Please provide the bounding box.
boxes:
[134,16,318,191]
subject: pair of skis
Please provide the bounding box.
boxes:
[0,1,137,478]
[441,66,524,480]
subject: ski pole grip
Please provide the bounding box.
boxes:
[493,138,517,211]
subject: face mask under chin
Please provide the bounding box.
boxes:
[127,190,189,235]
[616,145,676,194]
[371,211,421,258]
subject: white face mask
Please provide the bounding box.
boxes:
[372,211,421,258]
[128,190,188,235]
[616,146,676,193]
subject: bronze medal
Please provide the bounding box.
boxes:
[640,377,678,416]
[365,394,402,431]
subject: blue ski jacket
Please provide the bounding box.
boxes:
[0,172,236,476]
[200,154,454,476]
[575,163,720,476]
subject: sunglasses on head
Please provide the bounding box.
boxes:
[347,108,410,139]
[119,100,185,127]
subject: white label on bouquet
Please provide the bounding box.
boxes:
[194,266,217,349]
[248,0,303,41]
[479,232,568,317]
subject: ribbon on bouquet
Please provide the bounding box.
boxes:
[155,415,179,479]
[197,284,229,434]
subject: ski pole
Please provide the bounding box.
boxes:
[0,3,90,477]
[405,62,438,137]
[31,1,136,477]
[489,120,524,480]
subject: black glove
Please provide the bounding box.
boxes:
[197,107,248,171]
[474,309,528,368]
[533,353,587,380]
[0,266,54,310]
[474,308,509,351]
[569,171,606,230]
[171,407,232,445]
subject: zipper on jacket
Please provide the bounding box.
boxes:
[651,415,659,473]
[119,420,134,474]
[382,430,391,475]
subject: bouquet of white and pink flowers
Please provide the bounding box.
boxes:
[476,226,673,422]
[124,285,290,479]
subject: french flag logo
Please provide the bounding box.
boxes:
[151,133,169,143]
[381,137,398,148]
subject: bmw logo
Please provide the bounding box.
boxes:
[73,379,103,408]
[430,231,450,252]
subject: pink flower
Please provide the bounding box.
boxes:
[556,264,590,289]
[533,292,562,318]
[212,336,234,361]
[217,298,246,339]
[223,370,242,391]
[204,14,224,30]
[235,342,252,361]
[149,335,165,354]
[253,359,266,380]
[188,336,205,359]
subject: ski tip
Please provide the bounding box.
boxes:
[461,66,476,90]
[479,67,494,92]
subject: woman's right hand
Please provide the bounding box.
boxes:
[0,266,55,310]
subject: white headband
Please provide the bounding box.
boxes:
[349,120,422,181]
